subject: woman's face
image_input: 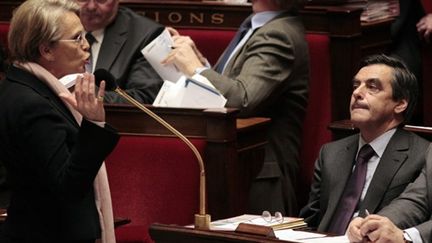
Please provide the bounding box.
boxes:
[47,12,90,78]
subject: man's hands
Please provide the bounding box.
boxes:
[163,27,207,77]
[347,215,405,243]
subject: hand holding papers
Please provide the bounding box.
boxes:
[141,29,183,83]
[142,28,226,109]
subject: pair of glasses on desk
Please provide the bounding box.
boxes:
[261,211,284,224]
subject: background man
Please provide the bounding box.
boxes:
[76,0,164,103]
[299,54,430,235]
[164,0,309,215]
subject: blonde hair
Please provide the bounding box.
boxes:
[8,0,79,62]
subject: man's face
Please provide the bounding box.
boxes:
[350,64,406,130]
[76,0,119,31]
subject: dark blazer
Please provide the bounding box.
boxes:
[379,144,432,242]
[202,11,309,215]
[300,129,430,232]
[0,66,119,242]
[96,7,164,104]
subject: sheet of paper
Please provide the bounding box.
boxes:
[275,229,326,241]
[141,28,183,83]
[59,73,82,88]
[210,214,260,231]
[295,235,350,243]
[153,75,226,109]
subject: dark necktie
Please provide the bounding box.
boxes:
[85,32,96,73]
[214,16,252,73]
[327,144,375,235]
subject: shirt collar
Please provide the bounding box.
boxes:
[251,11,284,30]
[87,29,105,44]
[359,128,397,158]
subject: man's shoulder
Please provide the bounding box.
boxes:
[393,128,430,147]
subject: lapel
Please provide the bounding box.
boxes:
[321,135,359,228]
[359,128,409,213]
[7,66,79,128]
[95,11,128,72]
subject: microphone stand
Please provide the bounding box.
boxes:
[113,87,211,229]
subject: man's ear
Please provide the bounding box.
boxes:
[394,98,408,114]
[39,43,55,62]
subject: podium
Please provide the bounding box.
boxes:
[149,223,290,243]
[105,104,270,223]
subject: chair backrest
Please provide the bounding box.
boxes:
[0,21,8,49]
[105,135,205,227]
[177,28,235,66]
[296,33,333,207]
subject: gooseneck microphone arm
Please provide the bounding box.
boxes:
[94,69,210,229]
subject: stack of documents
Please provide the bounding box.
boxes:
[208,214,350,242]
[210,214,306,231]
[152,75,227,109]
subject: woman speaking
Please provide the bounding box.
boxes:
[0,0,119,242]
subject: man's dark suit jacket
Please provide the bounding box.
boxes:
[299,129,430,232]
[202,11,309,215]
[379,144,432,242]
[0,66,119,242]
[96,7,164,104]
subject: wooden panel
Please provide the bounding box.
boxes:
[149,223,287,243]
[0,0,252,29]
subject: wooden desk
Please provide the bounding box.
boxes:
[106,104,270,220]
[149,223,289,243]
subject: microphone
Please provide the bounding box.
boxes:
[94,69,211,229]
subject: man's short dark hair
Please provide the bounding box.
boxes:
[358,54,418,123]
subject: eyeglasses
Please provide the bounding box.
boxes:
[261,211,284,224]
[58,32,85,45]
[76,0,110,4]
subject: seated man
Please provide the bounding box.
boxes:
[347,144,432,243]
[299,54,430,235]
[76,0,164,103]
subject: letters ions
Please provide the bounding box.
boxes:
[139,11,225,26]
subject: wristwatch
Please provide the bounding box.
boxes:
[403,231,413,243]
